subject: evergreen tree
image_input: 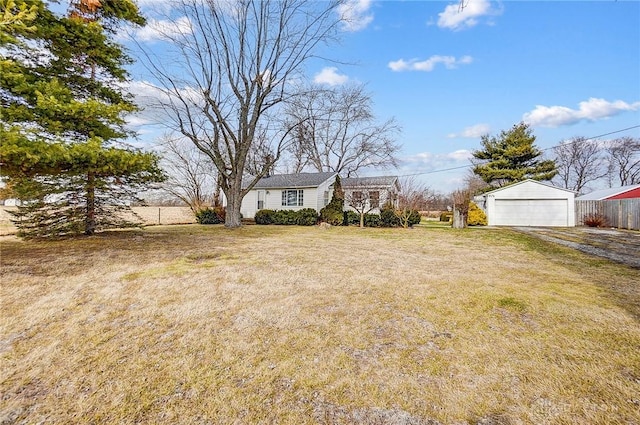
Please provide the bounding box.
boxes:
[0,0,165,237]
[319,175,344,225]
[472,122,557,189]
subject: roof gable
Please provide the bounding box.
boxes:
[482,179,575,196]
[249,172,337,189]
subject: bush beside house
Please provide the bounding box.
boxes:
[467,202,488,226]
[254,208,318,226]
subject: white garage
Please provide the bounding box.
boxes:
[476,180,576,227]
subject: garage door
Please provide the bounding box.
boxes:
[493,199,569,226]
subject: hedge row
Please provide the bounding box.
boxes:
[254,208,318,226]
[254,208,421,228]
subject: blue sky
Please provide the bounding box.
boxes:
[122,0,640,193]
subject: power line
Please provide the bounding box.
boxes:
[399,124,640,178]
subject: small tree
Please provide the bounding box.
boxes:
[319,175,344,225]
[393,177,427,228]
[345,188,377,228]
[472,122,557,189]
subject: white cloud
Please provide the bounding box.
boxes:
[401,149,472,168]
[338,0,374,32]
[437,0,499,31]
[313,67,349,86]
[388,55,473,72]
[447,123,491,139]
[522,98,640,128]
[133,16,193,42]
[124,80,204,129]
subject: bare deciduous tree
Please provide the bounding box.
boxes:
[158,135,219,213]
[285,83,401,177]
[137,0,341,227]
[344,186,378,228]
[395,176,429,228]
[552,137,607,193]
[606,136,640,187]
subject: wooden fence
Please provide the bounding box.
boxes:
[575,199,640,230]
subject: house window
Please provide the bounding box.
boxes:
[352,191,364,205]
[323,191,330,206]
[257,190,265,210]
[369,191,380,208]
[282,189,304,206]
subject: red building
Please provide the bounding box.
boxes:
[576,184,640,200]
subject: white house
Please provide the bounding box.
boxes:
[475,179,576,227]
[240,172,337,219]
[341,176,400,214]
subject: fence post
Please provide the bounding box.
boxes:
[158,207,161,225]
[618,200,622,229]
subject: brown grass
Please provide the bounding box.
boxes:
[1,225,639,424]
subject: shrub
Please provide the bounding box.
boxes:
[344,211,359,226]
[196,207,225,224]
[273,209,297,225]
[254,209,275,225]
[319,206,343,226]
[296,208,319,226]
[583,212,607,228]
[440,212,453,222]
[380,206,400,227]
[407,209,421,227]
[467,202,487,226]
[364,213,381,227]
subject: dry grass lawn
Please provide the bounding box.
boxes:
[1,225,639,424]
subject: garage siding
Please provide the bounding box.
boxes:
[493,199,569,226]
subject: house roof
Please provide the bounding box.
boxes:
[341,176,399,188]
[575,184,640,200]
[249,172,337,189]
[480,179,576,196]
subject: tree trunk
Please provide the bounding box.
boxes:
[213,175,222,207]
[224,188,243,228]
[452,207,467,229]
[85,171,96,235]
[360,212,364,228]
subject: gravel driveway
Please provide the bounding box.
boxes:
[514,226,640,269]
